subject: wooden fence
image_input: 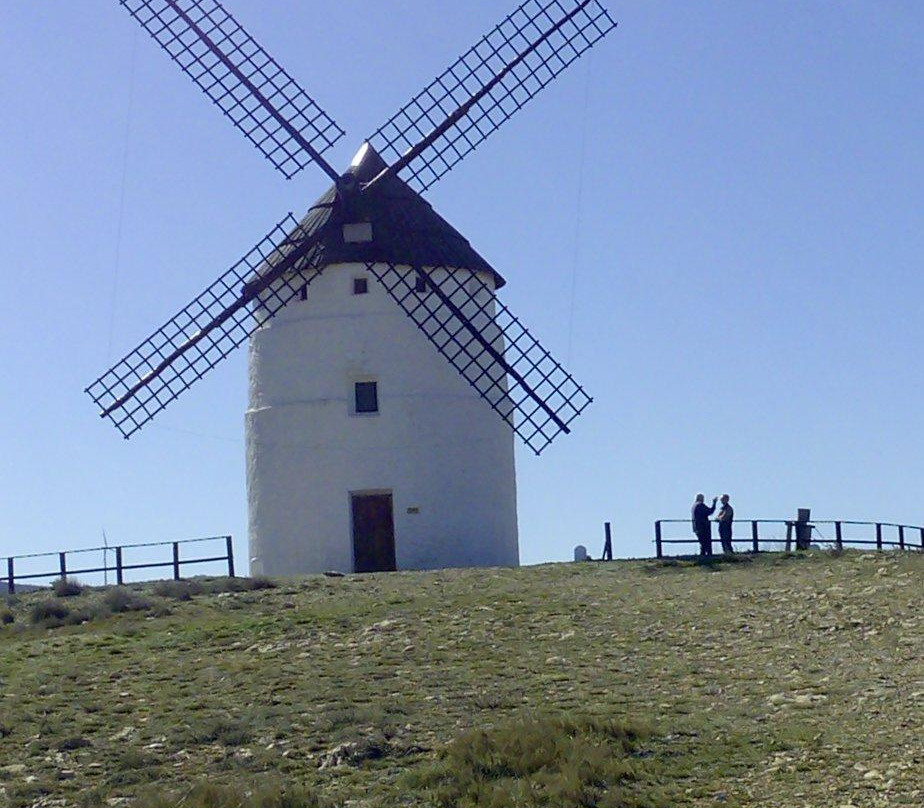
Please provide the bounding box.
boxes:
[1,536,234,594]
[653,519,924,559]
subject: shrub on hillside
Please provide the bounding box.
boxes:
[102,587,152,614]
[135,782,325,808]
[0,608,14,625]
[51,577,83,597]
[30,599,72,624]
[405,713,660,808]
[174,715,253,747]
[202,576,278,594]
[152,579,203,600]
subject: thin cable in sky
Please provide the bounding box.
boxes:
[106,29,139,363]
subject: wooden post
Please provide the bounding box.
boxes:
[920,527,924,551]
[226,536,235,577]
[898,525,905,550]
[875,523,883,551]
[751,521,759,553]
[794,508,811,550]
[59,552,67,579]
[172,542,181,580]
[654,521,663,559]
[601,523,613,561]
[6,557,14,595]
[115,547,123,586]
[785,522,793,552]
[835,521,843,551]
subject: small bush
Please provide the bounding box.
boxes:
[201,576,277,594]
[106,750,162,787]
[134,781,325,808]
[0,608,14,625]
[152,579,203,600]
[176,715,253,747]
[57,736,92,751]
[103,587,152,614]
[405,713,658,808]
[30,599,71,624]
[115,748,152,771]
[249,576,277,590]
[52,577,84,597]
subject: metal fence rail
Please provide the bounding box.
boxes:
[654,519,924,558]
[1,536,234,594]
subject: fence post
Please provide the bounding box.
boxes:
[751,521,759,553]
[920,527,924,551]
[835,521,843,551]
[6,557,14,595]
[115,547,123,586]
[172,542,181,580]
[59,552,67,579]
[654,521,663,559]
[875,523,883,551]
[898,525,905,550]
[226,536,235,577]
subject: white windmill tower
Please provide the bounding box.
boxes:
[86,0,614,575]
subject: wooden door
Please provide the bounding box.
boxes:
[351,493,396,573]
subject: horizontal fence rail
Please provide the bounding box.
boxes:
[1,536,234,594]
[654,519,924,559]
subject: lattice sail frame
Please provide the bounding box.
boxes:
[120,0,345,179]
[85,215,325,438]
[365,262,591,455]
[368,0,616,192]
[88,0,614,445]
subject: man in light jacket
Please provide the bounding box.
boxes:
[716,494,734,554]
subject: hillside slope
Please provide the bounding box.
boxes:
[0,551,921,807]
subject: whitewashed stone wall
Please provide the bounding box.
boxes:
[246,262,519,575]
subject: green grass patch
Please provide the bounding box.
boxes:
[133,782,325,808]
[406,713,663,807]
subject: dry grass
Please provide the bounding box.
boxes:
[0,551,920,807]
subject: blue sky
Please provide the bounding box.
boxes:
[2,1,922,571]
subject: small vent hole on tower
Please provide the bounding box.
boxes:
[353,277,369,295]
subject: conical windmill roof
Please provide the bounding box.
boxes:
[290,144,505,288]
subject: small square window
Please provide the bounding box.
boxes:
[414,274,427,294]
[343,222,373,243]
[353,277,368,295]
[354,381,378,414]
[298,284,308,301]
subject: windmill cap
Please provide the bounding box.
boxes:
[280,143,505,288]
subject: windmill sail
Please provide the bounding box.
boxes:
[119,0,345,180]
[86,215,327,438]
[367,259,591,455]
[87,0,613,444]
[367,0,616,192]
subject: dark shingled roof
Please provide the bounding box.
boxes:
[289,144,505,288]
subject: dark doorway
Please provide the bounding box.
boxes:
[351,493,396,573]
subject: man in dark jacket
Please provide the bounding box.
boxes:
[716,494,735,554]
[691,493,717,556]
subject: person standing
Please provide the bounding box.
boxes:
[691,493,717,556]
[716,494,734,554]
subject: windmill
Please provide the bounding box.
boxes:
[86,0,615,575]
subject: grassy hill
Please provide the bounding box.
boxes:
[0,551,921,807]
